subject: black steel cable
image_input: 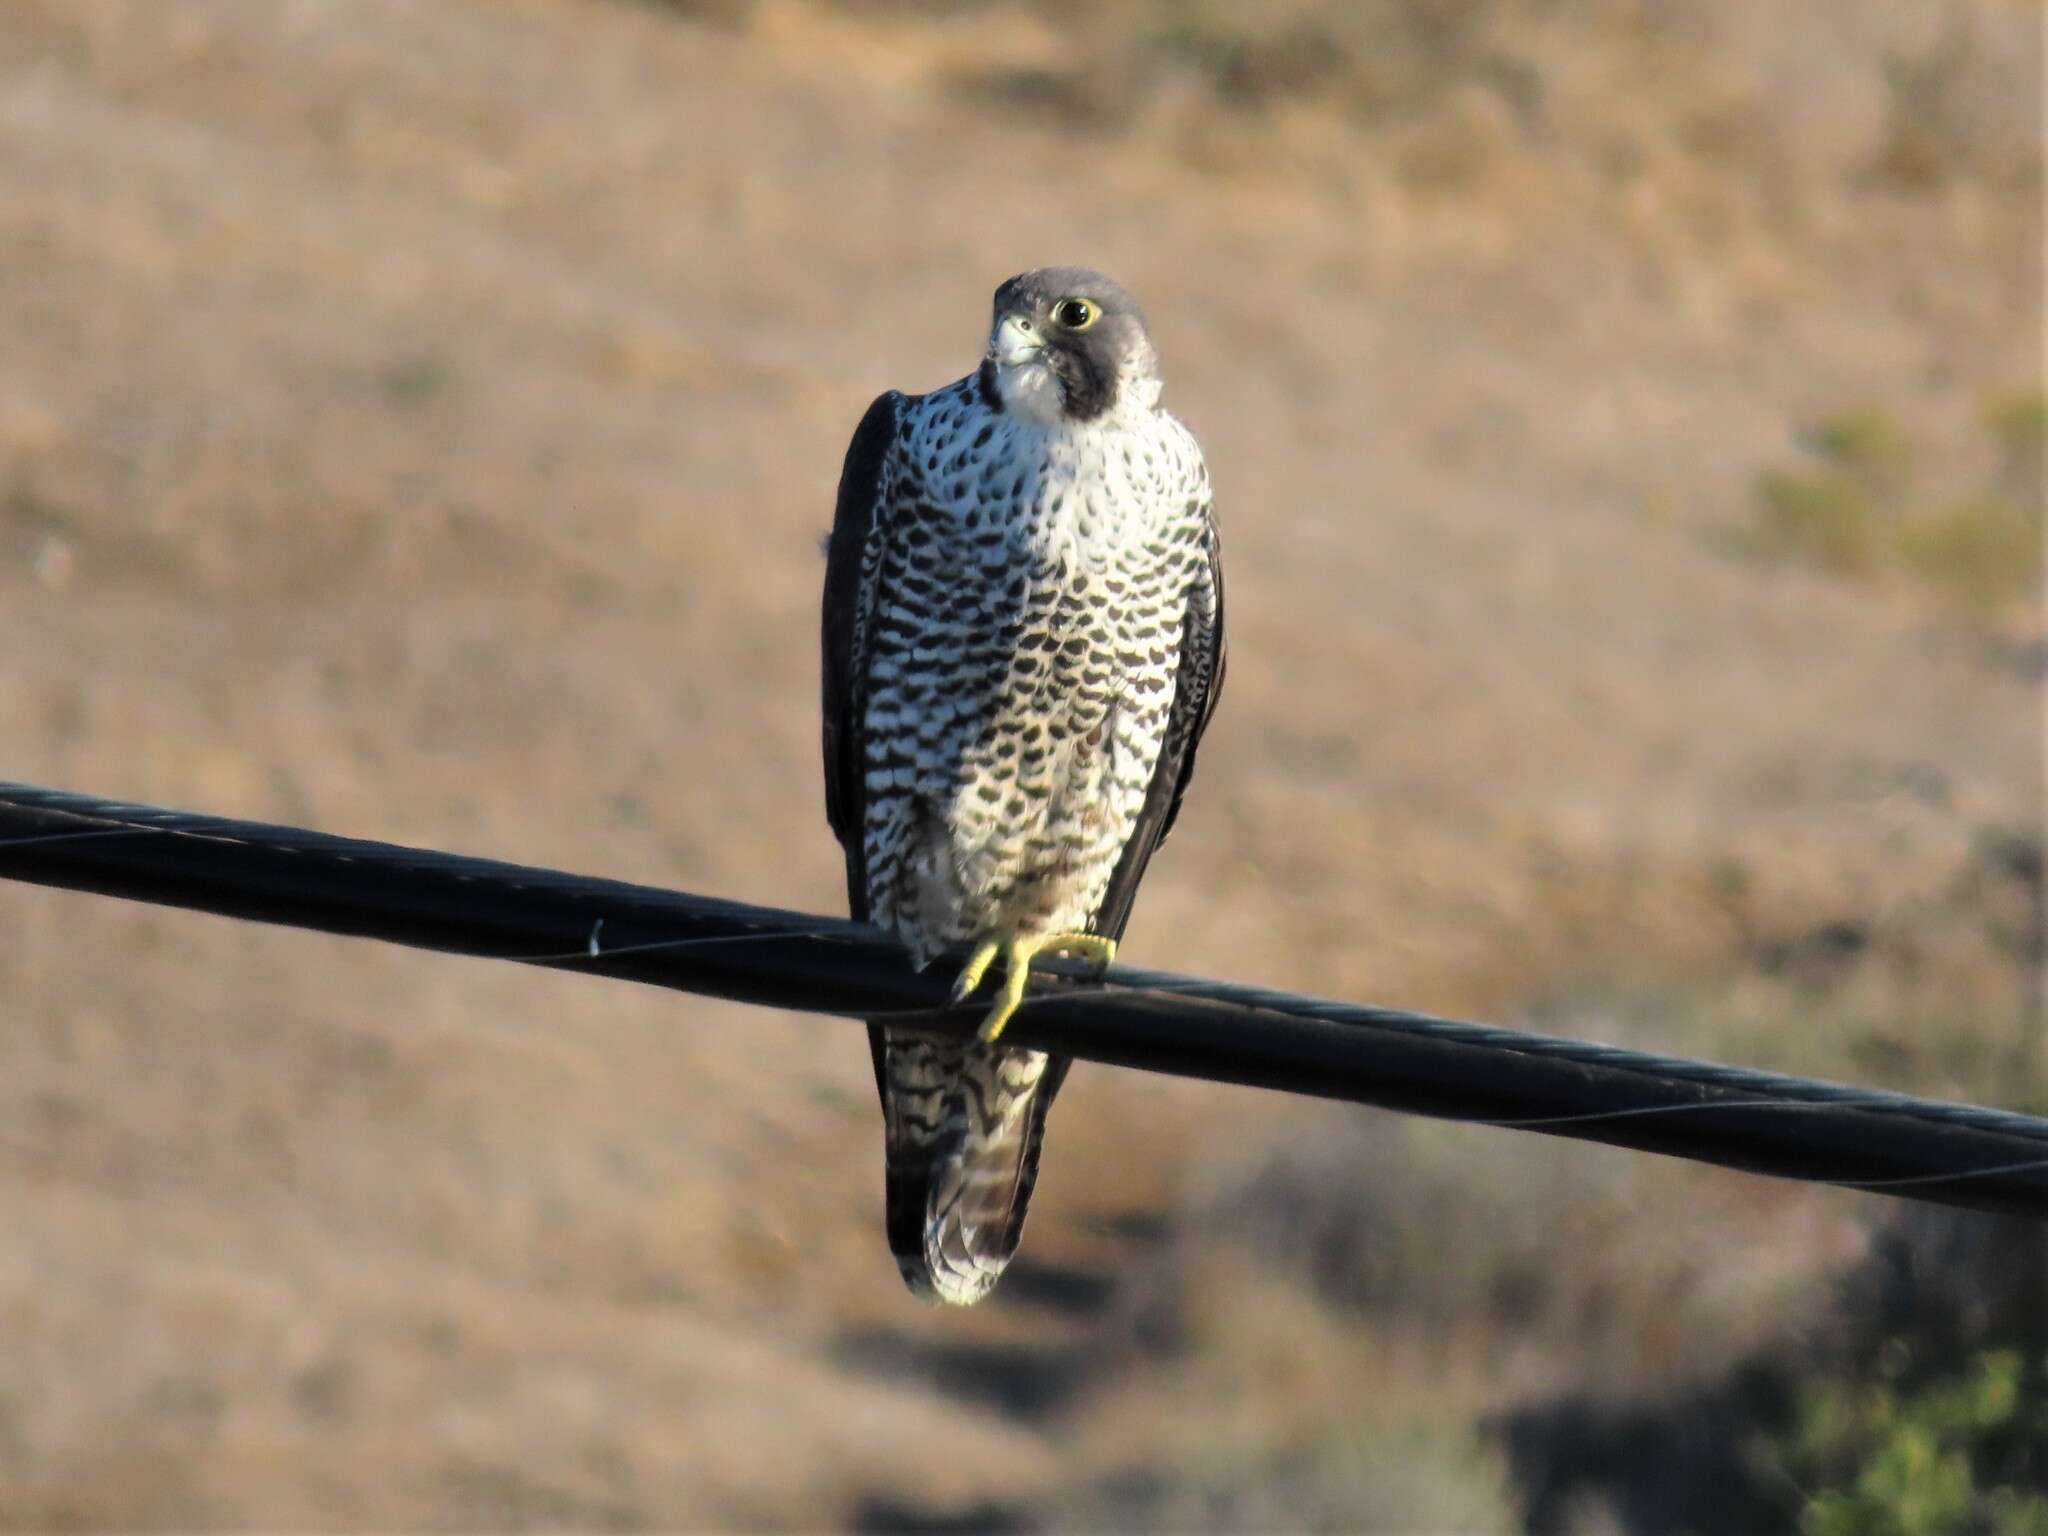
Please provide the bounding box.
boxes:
[0,780,2042,1219]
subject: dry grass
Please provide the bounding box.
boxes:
[0,0,2040,1527]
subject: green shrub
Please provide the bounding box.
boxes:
[1896,494,2041,616]
[1788,1349,2048,1536]
[1754,465,1882,572]
[1812,403,1913,483]
[1747,394,2043,619]
[1500,1211,2048,1535]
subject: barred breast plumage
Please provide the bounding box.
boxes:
[822,266,1225,1305]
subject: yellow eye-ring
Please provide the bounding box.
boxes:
[1052,297,1098,330]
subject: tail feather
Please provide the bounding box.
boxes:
[874,1026,1066,1306]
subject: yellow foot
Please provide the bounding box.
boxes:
[950,932,1119,1044]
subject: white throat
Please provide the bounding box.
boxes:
[993,360,1163,431]
[993,357,1066,427]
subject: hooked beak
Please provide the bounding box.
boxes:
[989,310,1045,367]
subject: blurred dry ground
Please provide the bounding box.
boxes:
[0,0,2040,1528]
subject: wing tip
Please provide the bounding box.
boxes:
[894,1246,1003,1308]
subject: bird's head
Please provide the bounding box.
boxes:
[983,266,1160,427]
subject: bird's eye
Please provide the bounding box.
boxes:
[1053,297,1098,330]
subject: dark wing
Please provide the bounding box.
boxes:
[822,389,906,922]
[1092,520,1227,945]
[819,391,921,1131]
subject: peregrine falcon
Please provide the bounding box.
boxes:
[822,266,1225,1305]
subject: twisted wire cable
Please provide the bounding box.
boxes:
[0,781,2040,1219]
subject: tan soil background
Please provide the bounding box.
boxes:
[0,0,2040,1527]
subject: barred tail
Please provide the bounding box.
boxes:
[875,1028,1065,1307]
